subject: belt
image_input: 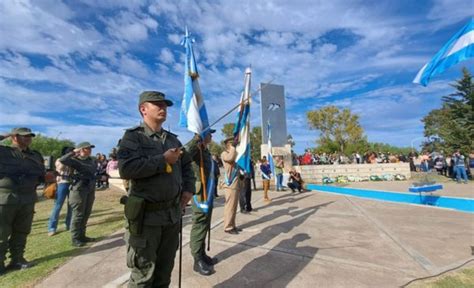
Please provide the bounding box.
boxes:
[144,197,180,212]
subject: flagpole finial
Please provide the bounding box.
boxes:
[185,26,189,37]
[245,67,252,74]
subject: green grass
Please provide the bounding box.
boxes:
[0,187,125,288]
[409,266,474,288]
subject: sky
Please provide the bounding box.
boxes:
[0,0,473,155]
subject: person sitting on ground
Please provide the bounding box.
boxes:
[287,168,304,193]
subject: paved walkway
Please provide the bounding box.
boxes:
[36,181,474,287]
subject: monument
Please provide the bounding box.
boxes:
[260,83,292,168]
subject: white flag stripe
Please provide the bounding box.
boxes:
[446,30,474,57]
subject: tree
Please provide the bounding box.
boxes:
[1,134,75,158]
[220,123,262,161]
[307,106,365,154]
[250,126,262,161]
[208,141,223,156]
[221,123,235,139]
[422,68,473,154]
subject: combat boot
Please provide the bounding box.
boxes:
[72,239,86,247]
[7,257,34,270]
[80,236,96,242]
[202,253,218,265]
[193,257,213,276]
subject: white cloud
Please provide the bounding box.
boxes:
[103,11,158,42]
[159,48,175,64]
[0,0,102,56]
[0,0,471,155]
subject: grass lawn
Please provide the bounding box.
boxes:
[408,265,474,288]
[0,186,125,288]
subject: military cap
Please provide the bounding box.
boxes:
[139,91,173,106]
[76,141,95,149]
[11,127,36,137]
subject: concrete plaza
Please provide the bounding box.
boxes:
[36,181,474,287]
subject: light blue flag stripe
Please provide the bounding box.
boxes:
[414,19,474,86]
[193,158,216,214]
[179,30,210,134]
[234,68,252,174]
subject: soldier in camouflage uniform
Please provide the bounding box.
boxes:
[118,91,195,287]
[0,128,45,274]
[186,129,218,276]
[59,142,97,247]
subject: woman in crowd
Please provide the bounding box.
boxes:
[47,146,74,236]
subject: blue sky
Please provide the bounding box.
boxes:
[0,0,472,154]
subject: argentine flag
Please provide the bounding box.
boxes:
[414,19,474,86]
[267,121,275,176]
[179,28,210,134]
[233,67,252,174]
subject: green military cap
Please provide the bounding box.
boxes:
[76,141,95,149]
[139,91,173,106]
[11,127,36,137]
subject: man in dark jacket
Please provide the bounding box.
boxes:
[118,91,195,287]
[0,128,45,274]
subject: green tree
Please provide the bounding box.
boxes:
[307,106,365,154]
[422,68,473,154]
[220,123,262,161]
[0,134,75,158]
[208,141,223,156]
[221,123,235,139]
[250,126,262,161]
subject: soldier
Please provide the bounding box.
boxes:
[0,128,45,274]
[59,142,97,247]
[118,91,195,287]
[221,137,243,234]
[186,129,218,276]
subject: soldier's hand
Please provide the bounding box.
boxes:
[164,148,182,164]
[180,191,193,210]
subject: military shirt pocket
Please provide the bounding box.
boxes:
[141,143,162,156]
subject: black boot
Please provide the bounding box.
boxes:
[193,258,213,276]
[81,236,96,242]
[72,239,86,247]
[203,254,218,265]
[7,257,34,270]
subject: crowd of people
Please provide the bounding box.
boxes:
[294,150,411,165]
[293,149,473,185]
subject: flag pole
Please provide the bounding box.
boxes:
[207,78,275,129]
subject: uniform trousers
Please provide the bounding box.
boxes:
[223,181,241,232]
[190,207,212,259]
[0,203,35,265]
[69,189,95,241]
[127,223,179,288]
